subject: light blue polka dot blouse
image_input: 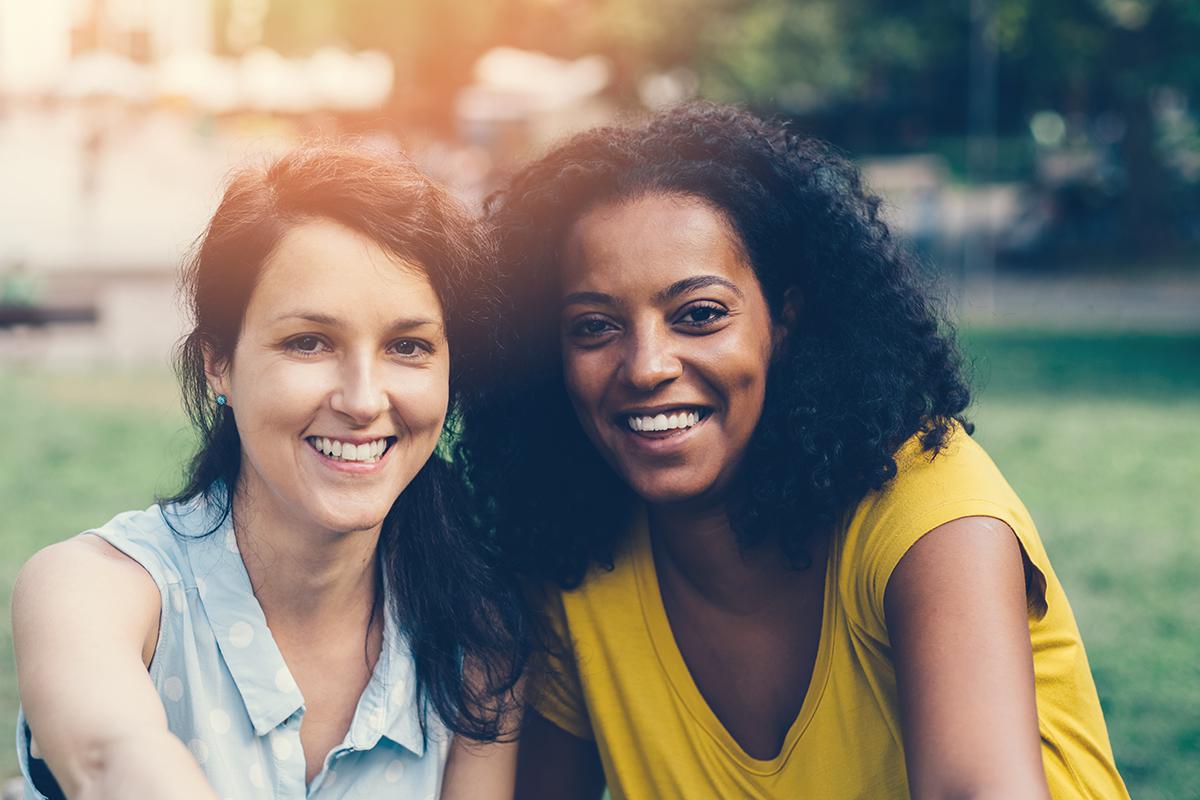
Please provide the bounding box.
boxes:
[16,496,451,799]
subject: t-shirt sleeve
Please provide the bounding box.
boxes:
[527,589,594,740]
[844,427,1052,640]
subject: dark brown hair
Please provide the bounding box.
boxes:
[167,144,526,741]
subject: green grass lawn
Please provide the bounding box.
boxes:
[2,330,1197,797]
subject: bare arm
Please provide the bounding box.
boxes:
[441,678,522,800]
[13,536,219,800]
[884,516,1050,800]
[442,736,518,800]
[514,709,604,800]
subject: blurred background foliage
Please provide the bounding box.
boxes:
[231,0,1200,258]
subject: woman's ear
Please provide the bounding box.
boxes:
[772,287,802,353]
[202,342,231,405]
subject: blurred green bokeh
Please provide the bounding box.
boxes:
[1,330,1197,797]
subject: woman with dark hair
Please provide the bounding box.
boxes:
[459,104,1127,798]
[12,147,526,799]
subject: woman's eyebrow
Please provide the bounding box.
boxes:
[271,310,341,325]
[562,291,619,308]
[269,311,441,330]
[562,277,745,309]
[653,275,744,303]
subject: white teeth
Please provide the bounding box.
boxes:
[308,437,388,462]
[627,411,704,433]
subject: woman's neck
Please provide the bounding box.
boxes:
[649,498,806,615]
[230,488,381,634]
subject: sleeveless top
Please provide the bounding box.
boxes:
[530,425,1128,799]
[16,495,451,800]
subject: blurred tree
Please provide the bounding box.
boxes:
[993,0,1200,253]
[679,0,1200,254]
[238,0,1200,254]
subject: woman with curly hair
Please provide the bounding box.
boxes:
[458,104,1127,798]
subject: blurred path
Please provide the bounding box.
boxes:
[960,272,1200,331]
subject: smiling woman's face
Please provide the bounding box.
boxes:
[209,218,449,539]
[560,193,780,508]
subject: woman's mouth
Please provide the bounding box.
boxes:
[623,408,710,435]
[305,436,395,464]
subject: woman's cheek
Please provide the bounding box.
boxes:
[389,371,450,437]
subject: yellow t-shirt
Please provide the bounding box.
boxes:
[531,427,1128,799]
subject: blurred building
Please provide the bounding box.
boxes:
[0,0,214,96]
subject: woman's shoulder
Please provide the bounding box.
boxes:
[857,422,1025,535]
[15,504,187,611]
[24,497,219,598]
[838,422,1049,631]
[78,501,211,589]
[13,521,166,669]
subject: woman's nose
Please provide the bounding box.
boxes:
[330,355,389,423]
[618,326,682,392]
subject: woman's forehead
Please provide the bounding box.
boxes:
[248,219,443,324]
[562,194,752,289]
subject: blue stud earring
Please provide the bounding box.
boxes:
[216,394,228,407]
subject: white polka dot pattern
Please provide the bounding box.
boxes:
[209,709,232,735]
[248,760,265,789]
[163,676,184,702]
[228,620,254,648]
[188,738,210,766]
[275,666,297,693]
[270,735,294,761]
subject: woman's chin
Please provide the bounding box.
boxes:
[625,474,714,508]
[303,496,392,537]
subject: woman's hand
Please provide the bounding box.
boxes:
[12,535,218,800]
[885,516,1051,800]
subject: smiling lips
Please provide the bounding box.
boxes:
[625,409,708,433]
[305,436,395,464]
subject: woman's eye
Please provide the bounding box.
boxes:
[390,339,430,358]
[678,304,728,327]
[286,335,326,354]
[568,317,617,339]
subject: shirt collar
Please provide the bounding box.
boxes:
[173,494,428,755]
[179,503,305,736]
[345,599,427,756]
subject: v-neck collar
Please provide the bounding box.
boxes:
[174,495,427,756]
[631,508,838,776]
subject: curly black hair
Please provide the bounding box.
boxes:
[456,103,972,586]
